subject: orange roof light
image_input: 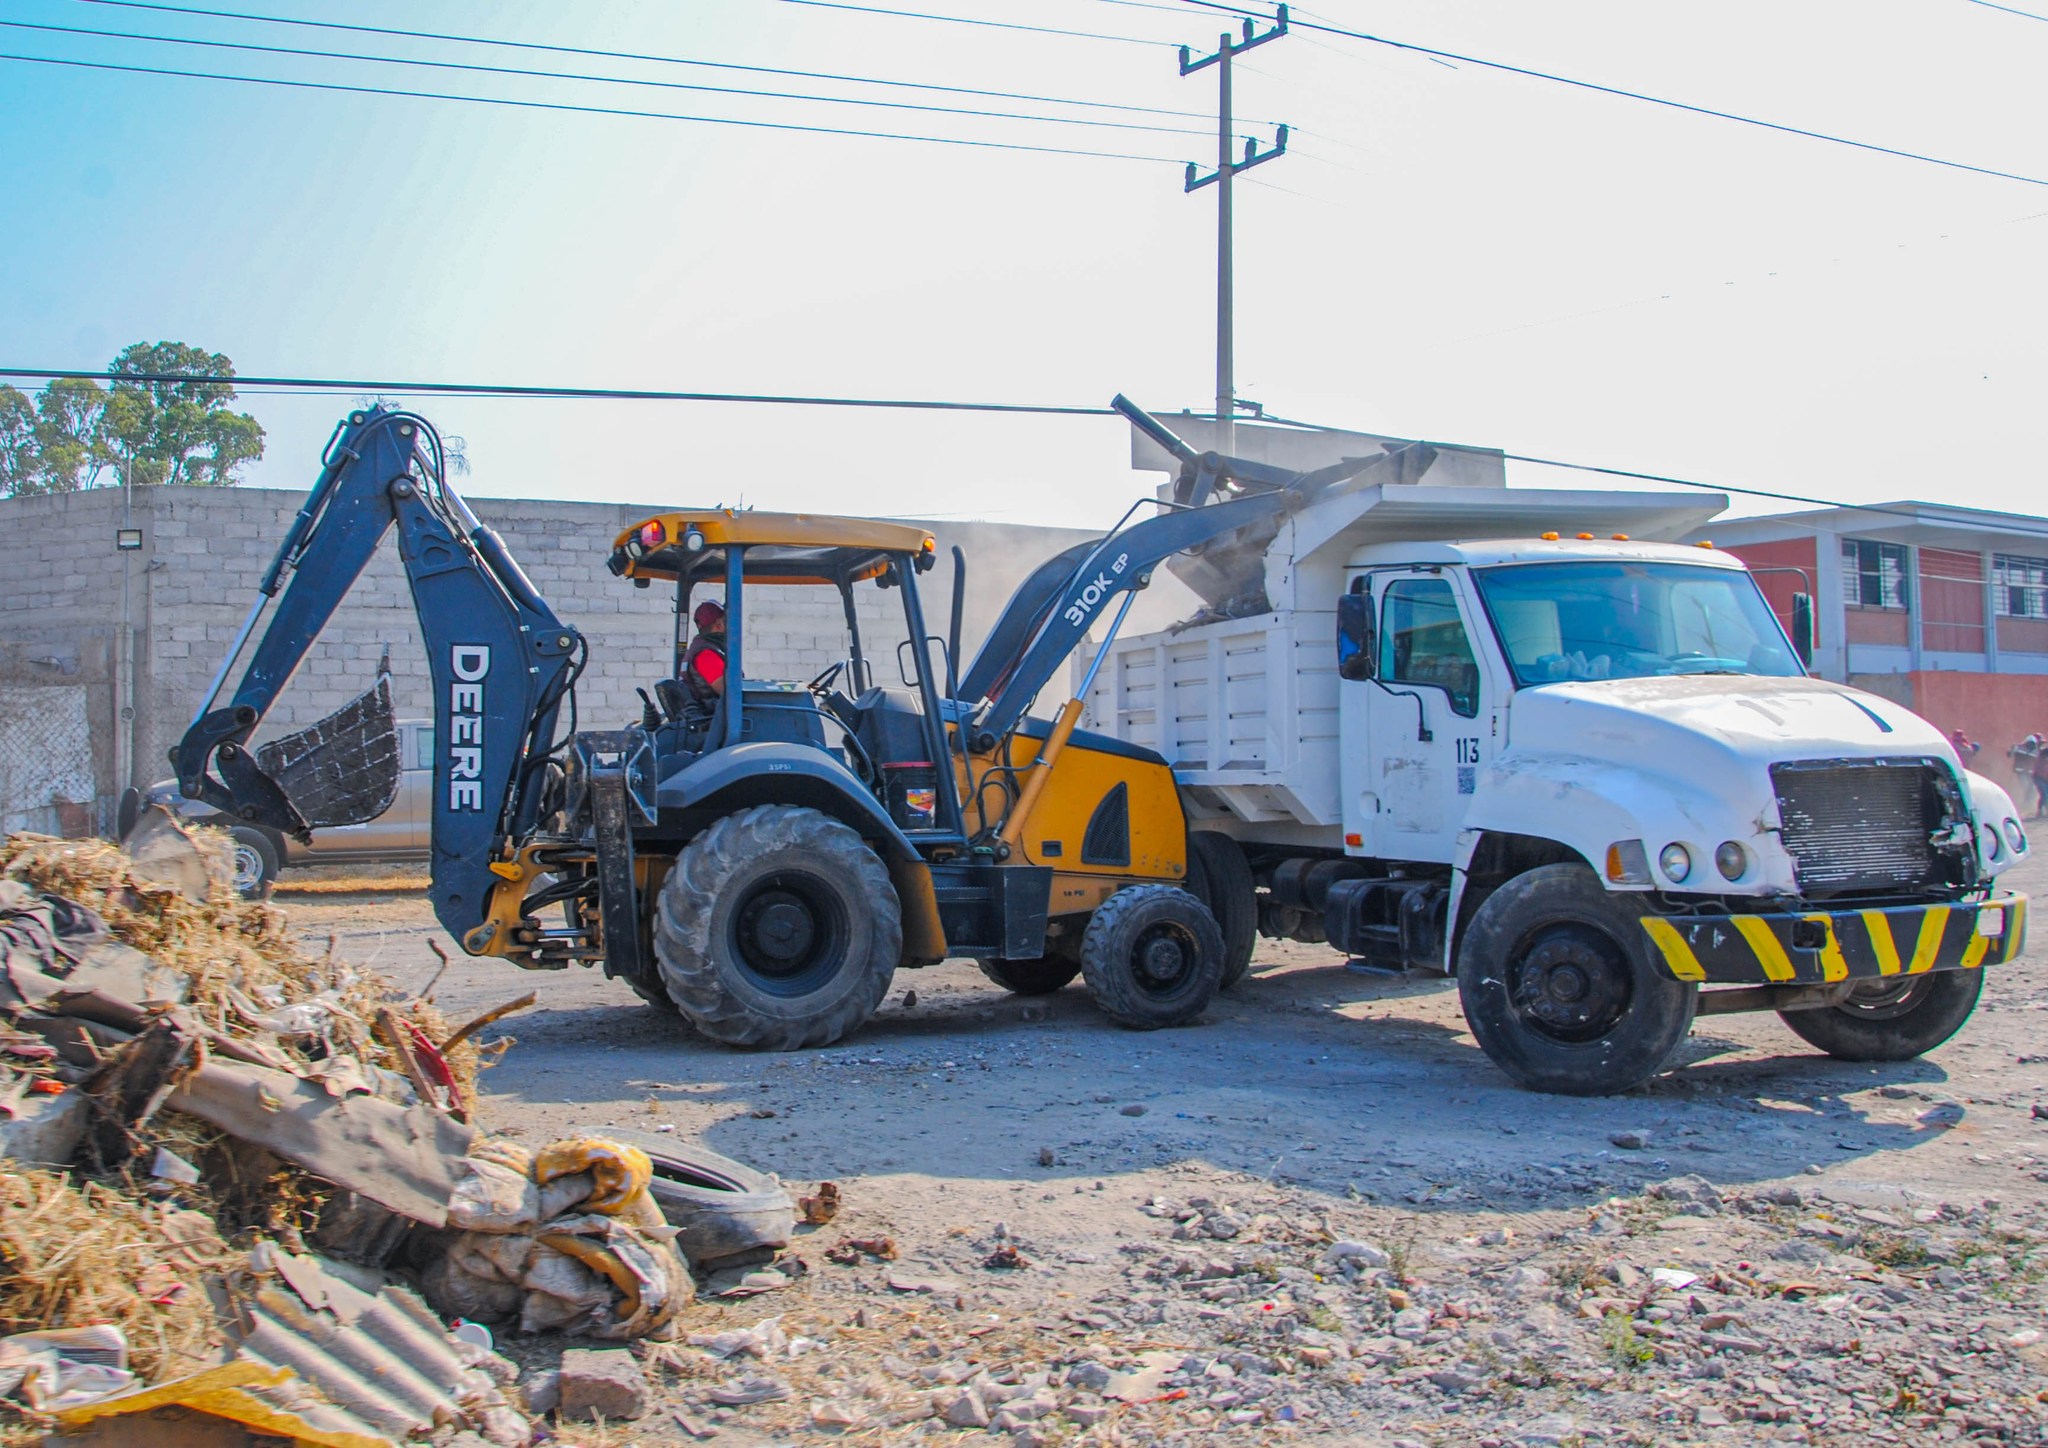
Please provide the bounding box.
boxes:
[1696,540,1714,548]
[1540,531,1560,541]
[1576,532,1595,540]
[637,521,666,550]
[1611,533,1630,541]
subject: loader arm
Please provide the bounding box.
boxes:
[175,407,583,949]
[968,395,1421,742]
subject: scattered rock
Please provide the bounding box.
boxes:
[1120,1103,1148,1117]
[943,1387,992,1428]
[1610,1129,1651,1150]
[1323,1240,1392,1270]
[558,1348,650,1421]
[520,1369,560,1417]
[1066,1361,1113,1392]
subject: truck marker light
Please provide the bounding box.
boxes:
[1606,840,1651,885]
[1541,531,1559,541]
[1576,532,1595,540]
[1611,534,1630,541]
[1696,540,1715,548]
[1344,832,1362,848]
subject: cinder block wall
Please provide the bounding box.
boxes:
[0,485,1105,823]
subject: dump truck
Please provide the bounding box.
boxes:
[1086,404,2031,1094]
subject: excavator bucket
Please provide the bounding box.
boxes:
[253,669,402,829]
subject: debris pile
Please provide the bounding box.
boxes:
[0,818,781,1445]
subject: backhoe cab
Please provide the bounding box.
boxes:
[179,403,1328,1051]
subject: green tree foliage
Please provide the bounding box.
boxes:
[0,342,266,497]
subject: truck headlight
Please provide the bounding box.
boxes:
[1659,842,1692,883]
[2005,818,2028,854]
[1714,841,1746,881]
[1983,825,2004,861]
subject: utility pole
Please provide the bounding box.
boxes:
[1181,5,1288,455]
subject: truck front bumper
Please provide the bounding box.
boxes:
[1641,892,2026,987]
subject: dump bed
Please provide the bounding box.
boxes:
[1083,610,1343,839]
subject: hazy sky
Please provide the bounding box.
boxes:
[5,0,2045,528]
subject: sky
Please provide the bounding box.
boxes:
[4,0,2047,530]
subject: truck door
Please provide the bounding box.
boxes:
[1344,573,1495,864]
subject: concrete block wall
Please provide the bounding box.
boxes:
[0,484,1108,821]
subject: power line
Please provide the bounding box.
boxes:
[7,18,1213,137]
[75,0,1221,122]
[766,0,1165,45]
[14,363,2048,537]
[0,367,1123,416]
[1958,0,2048,20]
[0,52,1181,162]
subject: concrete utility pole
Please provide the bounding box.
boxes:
[1181,6,1289,455]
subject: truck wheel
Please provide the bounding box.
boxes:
[653,805,900,1050]
[227,826,280,900]
[977,954,1080,995]
[1189,832,1257,989]
[1778,971,1983,1062]
[1080,885,1224,1030]
[1455,863,1695,1096]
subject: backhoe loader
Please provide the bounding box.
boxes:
[176,401,1388,1050]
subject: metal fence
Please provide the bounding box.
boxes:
[0,685,95,835]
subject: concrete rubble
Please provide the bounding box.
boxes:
[0,821,795,1445]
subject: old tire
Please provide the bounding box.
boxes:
[977,954,1080,995]
[228,826,279,900]
[1778,971,1984,1061]
[594,1128,794,1269]
[1080,885,1225,1030]
[653,805,899,1050]
[1189,832,1257,989]
[1456,863,1695,1096]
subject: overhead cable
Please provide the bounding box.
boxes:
[6,18,1213,135]
[766,0,1165,45]
[0,52,1180,161]
[73,0,1223,121]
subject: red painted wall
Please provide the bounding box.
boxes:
[1885,670,2048,803]
[1919,547,1987,654]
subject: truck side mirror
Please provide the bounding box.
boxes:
[1337,592,1376,681]
[1790,592,1814,669]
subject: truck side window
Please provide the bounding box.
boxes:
[1380,578,1479,718]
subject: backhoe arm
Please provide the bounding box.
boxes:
[176,407,583,950]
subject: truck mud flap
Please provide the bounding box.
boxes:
[1641,892,2026,987]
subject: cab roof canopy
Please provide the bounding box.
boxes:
[610,510,937,587]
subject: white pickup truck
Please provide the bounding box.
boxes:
[1089,413,2030,1094]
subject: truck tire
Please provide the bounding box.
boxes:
[1778,971,1983,1062]
[1455,863,1695,1096]
[228,826,280,900]
[653,805,900,1050]
[1080,885,1225,1030]
[1188,832,1257,989]
[590,1128,794,1269]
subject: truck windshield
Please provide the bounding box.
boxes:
[1472,561,1803,685]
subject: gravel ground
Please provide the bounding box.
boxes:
[283,847,2048,1446]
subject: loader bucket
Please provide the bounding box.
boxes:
[253,670,403,828]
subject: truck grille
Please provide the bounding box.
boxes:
[1770,759,1950,895]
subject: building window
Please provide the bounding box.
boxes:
[1994,553,2048,619]
[1842,538,1908,610]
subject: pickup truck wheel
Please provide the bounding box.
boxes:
[227,826,280,900]
[1778,971,1983,1061]
[1188,832,1257,989]
[1456,863,1695,1096]
[1080,885,1225,1030]
[653,805,899,1050]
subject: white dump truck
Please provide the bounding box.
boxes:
[1089,403,2030,1094]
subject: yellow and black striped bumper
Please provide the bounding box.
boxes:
[1641,892,2026,986]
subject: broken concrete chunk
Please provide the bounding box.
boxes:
[557,1347,650,1421]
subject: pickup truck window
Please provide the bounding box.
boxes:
[1381,578,1480,717]
[1474,561,1803,686]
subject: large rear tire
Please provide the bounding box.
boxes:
[1778,971,1983,1061]
[1188,832,1257,989]
[1080,885,1224,1030]
[653,805,900,1050]
[1455,863,1695,1096]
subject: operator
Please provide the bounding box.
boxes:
[684,599,730,701]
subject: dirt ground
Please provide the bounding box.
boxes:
[284,850,2048,1447]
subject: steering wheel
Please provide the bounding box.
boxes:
[807,660,845,693]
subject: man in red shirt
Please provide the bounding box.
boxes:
[685,600,729,701]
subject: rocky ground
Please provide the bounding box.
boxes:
[279,848,2048,1446]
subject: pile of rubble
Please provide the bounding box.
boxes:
[0,817,796,1446]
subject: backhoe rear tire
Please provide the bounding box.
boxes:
[653,805,899,1051]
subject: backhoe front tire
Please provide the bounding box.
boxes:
[1456,863,1695,1096]
[653,805,899,1051]
[1080,885,1224,1030]
[1778,971,1983,1061]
